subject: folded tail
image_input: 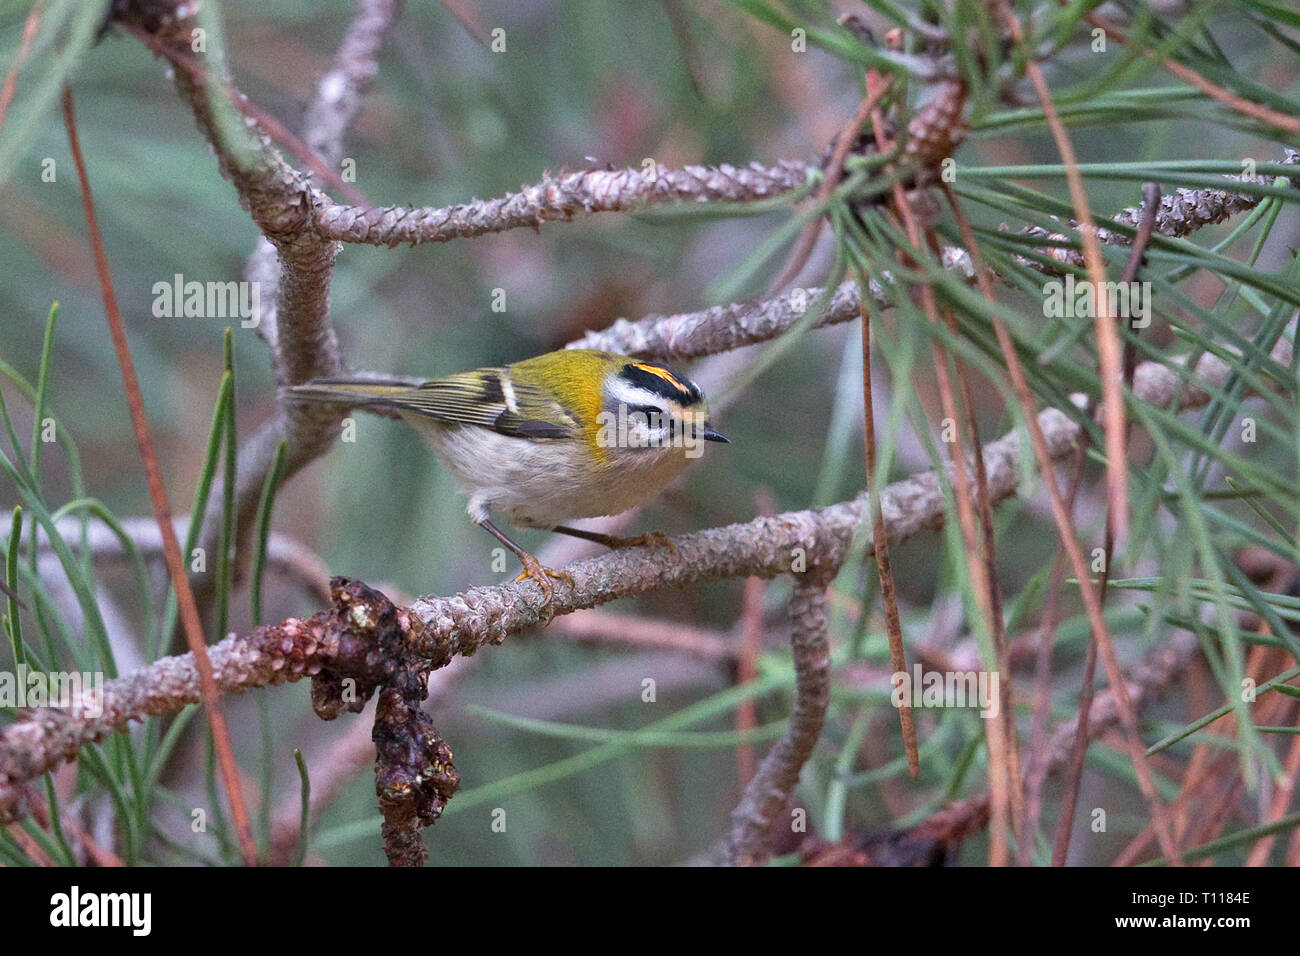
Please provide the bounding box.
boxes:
[283,378,423,411]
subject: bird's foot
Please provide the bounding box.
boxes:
[605,531,677,554]
[549,525,677,554]
[514,553,574,619]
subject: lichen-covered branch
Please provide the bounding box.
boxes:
[313,161,816,246]
[1021,150,1299,270]
[723,574,832,866]
[0,603,333,823]
[568,278,878,360]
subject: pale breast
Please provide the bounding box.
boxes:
[411,418,698,528]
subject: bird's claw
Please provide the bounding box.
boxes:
[514,555,574,620]
[606,531,677,554]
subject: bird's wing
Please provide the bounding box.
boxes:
[289,369,579,440]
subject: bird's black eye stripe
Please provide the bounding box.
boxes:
[620,363,702,405]
[624,403,665,419]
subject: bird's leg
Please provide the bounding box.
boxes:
[480,519,574,615]
[551,525,677,554]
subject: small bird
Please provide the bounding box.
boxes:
[287,348,728,609]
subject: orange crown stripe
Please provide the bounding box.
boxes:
[632,363,686,390]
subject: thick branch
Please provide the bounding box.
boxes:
[116,2,350,585]
[0,605,334,823]
[724,574,832,866]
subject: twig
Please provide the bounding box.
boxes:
[735,489,777,787]
[1021,443,1085,864]
[723,574,831,865]
[61,85,256,865]
[1112,645,1290,866]
[859,68,924,785]
[314,160,815,245]
[1246,712,1300,866]
[1020,150,1300,271]
[1117,183,1162,385]
[862,295,918,779]
[302,0,406,177]
[861,67,1011,837]
[439,0,492,47]
[550,608,734,662]
[122,22,367,205]
[5,820,54,865]
[20,786,124,867]
[894,626,1202,866]
[7,511,333,606]
[570,278,874,359]
[735,575,767,787]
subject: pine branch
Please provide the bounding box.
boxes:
[1021,149,1300,271]
[313,160,816,246]
[723,574,832,866]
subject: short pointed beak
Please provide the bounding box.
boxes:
[704,425,730,443]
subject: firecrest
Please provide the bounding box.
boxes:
[287,348,728,609]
